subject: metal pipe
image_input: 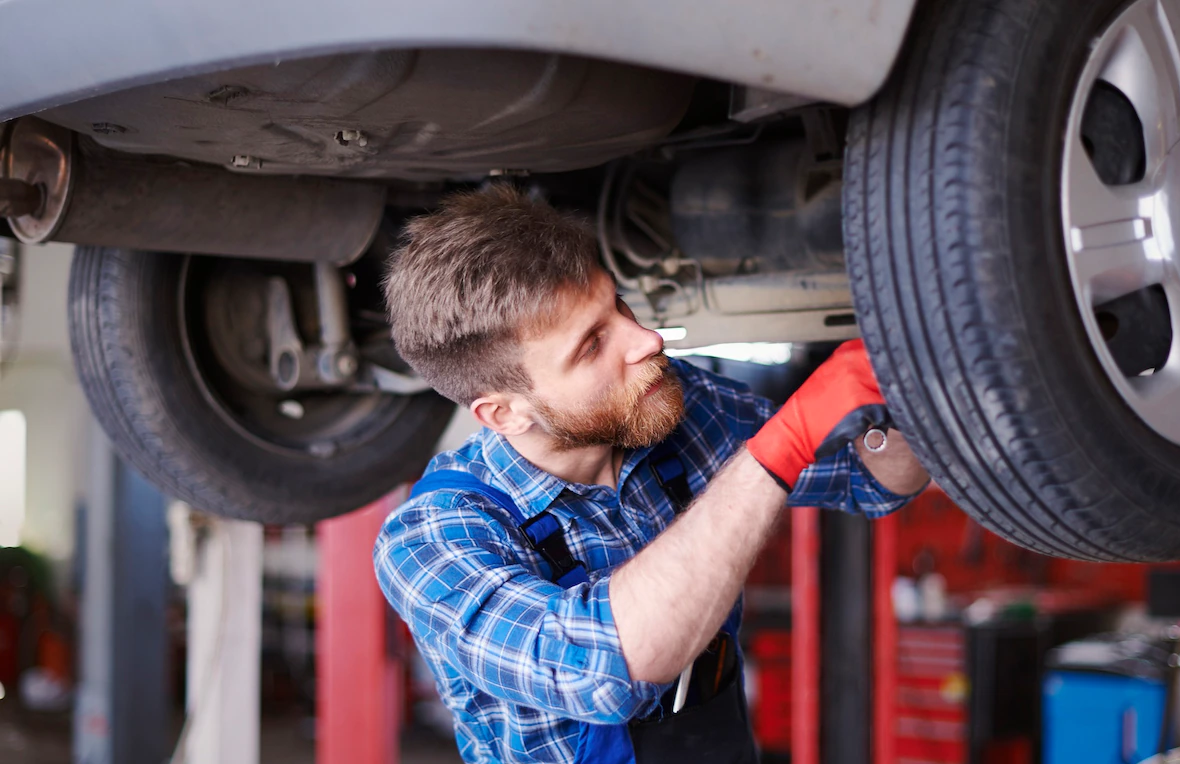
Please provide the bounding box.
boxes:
[0,179,41,218]
[315,264,351,349]
[2,118,386,264]
[596,163,641,290]
[610,164,663,270]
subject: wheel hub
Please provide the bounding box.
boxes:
[1063,0,1180,444]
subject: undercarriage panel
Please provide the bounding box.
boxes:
[37,50,697,181]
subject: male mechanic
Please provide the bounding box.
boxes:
[374,185,929,764]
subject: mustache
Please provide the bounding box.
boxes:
[629,353,671,399]
[532,351,683,451]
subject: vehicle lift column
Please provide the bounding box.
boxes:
[75,426,266,764]
[792,503,900,764]
[178,512,263,764]
[74,430,170,764]
[317,488,407,764]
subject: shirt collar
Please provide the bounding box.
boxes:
[477,429,661,520]
[479,430,571,520]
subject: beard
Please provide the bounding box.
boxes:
[529,354,685,451]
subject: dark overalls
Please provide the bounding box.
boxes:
[410,446,759,764]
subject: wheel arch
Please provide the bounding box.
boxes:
[0,0,918,121]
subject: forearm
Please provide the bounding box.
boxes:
[854,428,929,495]
[608,448,786,683]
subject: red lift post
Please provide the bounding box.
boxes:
[792,505,821,764]
[791,503,900,764]
[317,488,408,764]
[873,513,900,764]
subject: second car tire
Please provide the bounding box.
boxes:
[69,246,455,525]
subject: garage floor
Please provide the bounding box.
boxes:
[0,703,463,764]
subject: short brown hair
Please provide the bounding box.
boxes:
[383,185,600,405]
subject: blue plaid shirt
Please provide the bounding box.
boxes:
[374,359,913,764]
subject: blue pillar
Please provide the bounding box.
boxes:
[74,430,169,764]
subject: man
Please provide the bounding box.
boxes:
[375,185,929,764]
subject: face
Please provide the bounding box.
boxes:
[518,270,684,451]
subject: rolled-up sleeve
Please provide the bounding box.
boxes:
[747,388,922,517]
[787,441,922,517]
[374,493,666,724]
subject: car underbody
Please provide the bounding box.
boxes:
[2,48,860,353]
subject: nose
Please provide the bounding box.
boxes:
[623,321,665,366]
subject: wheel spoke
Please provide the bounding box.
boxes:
[1064,134,1152,229]
[1070,219,1163,304]
[1128,364,1180,438]
[1163,276,1180,361]
[1065,135,1164,303]
[1099,0,1180,165]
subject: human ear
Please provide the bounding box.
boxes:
[470,394,534,436]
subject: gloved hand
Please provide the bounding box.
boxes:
[747,339,892,489]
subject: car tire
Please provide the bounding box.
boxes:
[844,0,1180,560]
[68,246,455,525]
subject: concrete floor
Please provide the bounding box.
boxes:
[0,702,463,764]
[0,704,70,764]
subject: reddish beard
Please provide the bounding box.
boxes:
[530,354,685,451]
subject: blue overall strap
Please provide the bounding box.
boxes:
[648,440,692,514]
[518,512,589,587]
[411,469,525,522]
[410,470,588,587]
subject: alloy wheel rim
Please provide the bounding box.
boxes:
[1062,0,1180,444]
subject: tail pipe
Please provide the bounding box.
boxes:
[0,118,386,264]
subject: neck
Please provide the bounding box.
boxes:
[504,430,623,489]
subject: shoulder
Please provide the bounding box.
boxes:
[670,356,747,397]
[378,478,519,556]
[373,479,527,609]
[376,433,520,558]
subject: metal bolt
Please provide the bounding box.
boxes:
[0,179,43,218]
[1167,624,1180,641]
[335,353,358,377]
[278,400,305,420]
[1169,653,1180,668]
[335,129,368,147]
[206,85,249,106]
[275,350,299,388]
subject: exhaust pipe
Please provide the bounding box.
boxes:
[0,118,386,264]
[0,178,42,218]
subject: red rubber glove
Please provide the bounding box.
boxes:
[747,339,892,490]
